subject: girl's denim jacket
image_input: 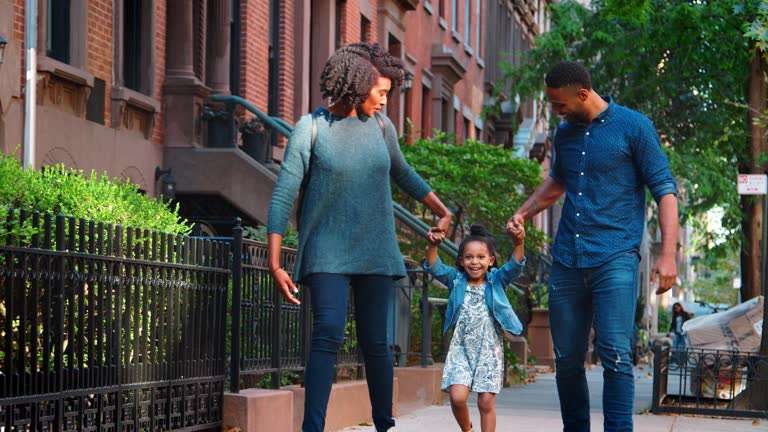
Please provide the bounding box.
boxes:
[424,256,525,336]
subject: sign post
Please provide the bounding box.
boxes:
[738,174,767,357]
[738,174,768,297]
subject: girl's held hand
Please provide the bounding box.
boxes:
[428,227,446,245]
[273,268,301,304]
[506,220,525,246]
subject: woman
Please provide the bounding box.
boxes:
[669,302,691,363]
[266,42,451,432]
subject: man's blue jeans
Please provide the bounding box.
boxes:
[549,253,639,432]
[302,273,395,432]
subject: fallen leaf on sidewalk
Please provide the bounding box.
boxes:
[753,419,760,426]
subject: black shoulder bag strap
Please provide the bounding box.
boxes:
[374,111,386,136]
[296,113,317,229]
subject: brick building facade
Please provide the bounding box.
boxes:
[0,0,553,235]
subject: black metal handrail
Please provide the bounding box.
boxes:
[209,94,292,138]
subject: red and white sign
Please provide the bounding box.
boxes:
[737,174,767,195]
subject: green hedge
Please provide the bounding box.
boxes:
[0,153,191,236]
[657,305,671,334]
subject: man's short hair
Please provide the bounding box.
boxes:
[545,61,592,90]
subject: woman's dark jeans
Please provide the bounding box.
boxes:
[301,273,395,432]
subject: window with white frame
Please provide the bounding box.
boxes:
[452,0,457,32]
[476,0,481,55]
[465,0,471,46]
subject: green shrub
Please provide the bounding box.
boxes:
[504,348,528,386]
[0,153,191,237]
[243,224,299,248]
[657,305,671,334]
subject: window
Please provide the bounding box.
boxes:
[335,0,344,49]
[441,99,452,134]
[268,0,280,118]
[47,0,71,63]
[452,106,459,134]
[464,116,470,141]
[451,0,457,32]
[361,15,371,42]
[230,0,241,95]
[465,0,471,46]
[387,35,403,131]
[123,0,151,94]
[476,0,481,54]
[422,86,431,138]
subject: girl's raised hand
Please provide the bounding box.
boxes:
[428,227,446,245]
[506,220,525,246]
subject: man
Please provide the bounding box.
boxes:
[509,61,678,431]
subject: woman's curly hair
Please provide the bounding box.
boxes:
[319,43,405,108]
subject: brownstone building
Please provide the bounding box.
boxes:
[0,0,554,236]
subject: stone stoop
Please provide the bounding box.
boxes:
[393,365,446,414]
[222,388,293,432]
[286,378,399,432]
[222,366,446,431]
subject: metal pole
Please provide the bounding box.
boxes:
[761,193,767,298]
[24,0,37,169]
[760,194,768,356]
[421,272,430,367]
[230,218,243,392]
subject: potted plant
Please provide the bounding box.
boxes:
[240,117,272,164]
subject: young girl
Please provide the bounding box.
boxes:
[425,222,526,432]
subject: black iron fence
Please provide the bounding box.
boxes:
[0,210,230,431]
[220,223,363,392]
[652,345,768,419]
[0,208,408,431]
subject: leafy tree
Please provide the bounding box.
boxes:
[494,0,768,409]
[397,130,545,259]
[496,0,760,255]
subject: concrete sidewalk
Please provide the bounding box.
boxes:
[342,364,767,431]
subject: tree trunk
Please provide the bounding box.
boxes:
[736,47,768,412]
[739,196,757,302]
[740,50,766,302]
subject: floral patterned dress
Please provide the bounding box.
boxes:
[441,283,504,394]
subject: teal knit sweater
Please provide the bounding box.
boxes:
[267,107,432,282]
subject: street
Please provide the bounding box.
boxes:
[342,364,768,431]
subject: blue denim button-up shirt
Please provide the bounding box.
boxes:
[424,256,525,335]
[550,97,677,268]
